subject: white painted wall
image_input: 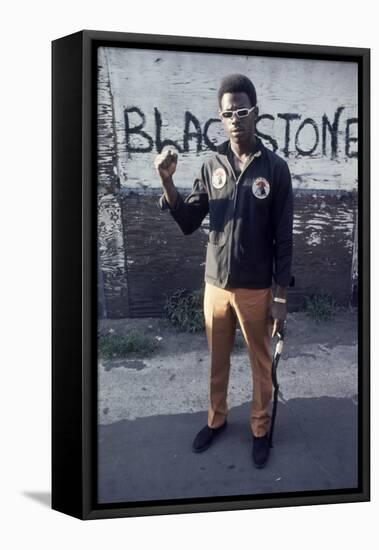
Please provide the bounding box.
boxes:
[100,46,358,191]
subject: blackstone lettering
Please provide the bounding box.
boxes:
[124,107,154,154]
[322,106,345,159]
[154,108,184,154]
[256,114,279,152]
[124,106,358,159]
[295,118,320,156]
[183,111,203,153]
[277,113,302,157]
[203,118,222,152]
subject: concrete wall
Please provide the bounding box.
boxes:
[97,46,358,318]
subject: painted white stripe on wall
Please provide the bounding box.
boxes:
[99,46,358,191]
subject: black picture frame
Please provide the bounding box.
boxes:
[52,29,370,520]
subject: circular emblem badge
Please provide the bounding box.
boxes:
[212,168,227,190]
[252,177,270,199]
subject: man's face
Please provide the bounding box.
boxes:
[219,92,257,147]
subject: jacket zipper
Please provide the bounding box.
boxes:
[225,150,262,285]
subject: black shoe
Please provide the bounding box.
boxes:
[192,421,227,453]
[252,433,270,468]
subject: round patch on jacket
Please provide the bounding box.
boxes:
[252,177,270,199]
[212,167,227,189]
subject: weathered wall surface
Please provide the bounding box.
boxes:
[97,47,358,318]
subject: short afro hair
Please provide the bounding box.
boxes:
[218,74,257,108]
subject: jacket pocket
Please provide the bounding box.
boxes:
[205,233,227,281]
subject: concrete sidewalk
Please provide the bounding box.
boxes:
[97,311,358,504]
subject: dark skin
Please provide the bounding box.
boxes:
[155,91,287,336]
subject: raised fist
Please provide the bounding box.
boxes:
[154,149,178,182]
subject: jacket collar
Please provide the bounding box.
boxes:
[216,135,264,157]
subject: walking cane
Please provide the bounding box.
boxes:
[268,324,285,448]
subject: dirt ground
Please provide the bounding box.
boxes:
[98,307,357,360]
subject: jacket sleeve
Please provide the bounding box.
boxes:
[272,161,293,287]
[157,164,209,235]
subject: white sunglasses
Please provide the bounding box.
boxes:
[220,106,256,120]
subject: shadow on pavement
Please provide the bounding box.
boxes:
[98,396,357,504]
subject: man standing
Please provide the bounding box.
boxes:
[155,74,293,468]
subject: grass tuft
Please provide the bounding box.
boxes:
[98,331,159,358]
[164,287,205,333]
[304,293,336,323]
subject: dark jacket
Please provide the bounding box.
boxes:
[158,136,293,289]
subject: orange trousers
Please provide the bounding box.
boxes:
[204,282,273,437]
